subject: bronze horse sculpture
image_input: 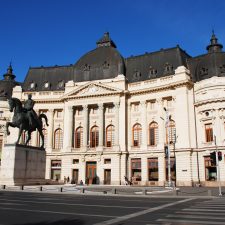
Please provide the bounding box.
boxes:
[6,97,49,148]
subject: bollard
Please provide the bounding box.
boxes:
[173,190,179,196]
[20,185,24,190]
[80,188,85,193]
[39,186,43,192]
[142,189,147,195]
[111,188,116,194]
[58,187,63,192]
[1,185,6,190]
[208,190,212,196]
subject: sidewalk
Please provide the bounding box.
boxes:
[1,184,224,197]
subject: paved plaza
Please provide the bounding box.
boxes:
[0,190,224,225]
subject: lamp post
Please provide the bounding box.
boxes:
[214,135,222,197]
[164,107,171,187]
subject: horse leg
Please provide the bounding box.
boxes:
[38,127,44,148]
[6,122,16,135]
[25,131,31,146]
[16,125,23,144]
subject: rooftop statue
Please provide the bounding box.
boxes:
[6,94,49,148]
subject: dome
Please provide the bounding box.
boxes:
[0,64,19,100]
[187,32,225,82]
[74,32,125,82]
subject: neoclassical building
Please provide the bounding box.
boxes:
[1,32,225,186]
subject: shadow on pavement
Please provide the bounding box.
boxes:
[15,219,84,225]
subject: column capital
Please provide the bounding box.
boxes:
[48,109,54,113]
[140,100,147,106]
[98,103,104,110]
[68,106,74,112]
[114,102,120,108]
[83,105,88,111]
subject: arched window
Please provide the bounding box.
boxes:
[38,128,48,148]
[75,126,83,148]
[90,126,99,148]
[149,122,158,146]
[106,125,115,147]
[54,128,63,149]
[168,120,176,144]
[133,123,142,147]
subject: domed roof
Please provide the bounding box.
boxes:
[74,32,125,82]
[0,64,19,100]
[187,32,225,82]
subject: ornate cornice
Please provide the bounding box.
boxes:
[129,80,193,96]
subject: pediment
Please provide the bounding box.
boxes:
[63,82,122,99]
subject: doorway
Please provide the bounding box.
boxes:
[72,169,79,184]
[104,169,111,184]
[86,161,97,184]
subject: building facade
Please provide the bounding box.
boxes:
[1,32,225,186]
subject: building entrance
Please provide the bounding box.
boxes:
[72,169,79,184]
[86,161,97,184]
[104,169,111,184]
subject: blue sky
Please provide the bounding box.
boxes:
[0,0,225,82]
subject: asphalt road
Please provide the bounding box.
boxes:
[0,191,223,225]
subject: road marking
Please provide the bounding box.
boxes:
[93,198,194,225]
[192,206,225,209]
[167,214,225,220]
[0,198,147,209]
[0,207,116,218]
[157,218,225,224]
[176,211,225,216]
[183,208,225,212]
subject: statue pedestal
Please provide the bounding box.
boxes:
[0,144,46,185]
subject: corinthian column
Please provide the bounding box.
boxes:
[46,109,54,153]
[114,102,120,146]
[63,106,73,152]
[83,105,88,148]
[98,103,104,150]
[141,101,147,149]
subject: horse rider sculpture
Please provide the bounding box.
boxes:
[6,95,49,148]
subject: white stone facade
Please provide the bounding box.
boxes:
[1,64,225,187]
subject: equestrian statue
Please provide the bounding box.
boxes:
[6,94,49,148]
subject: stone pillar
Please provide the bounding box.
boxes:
[141,101,147,149]
[98,103,104,150]
[128,103,132,150]
[63,106,74,152]
[83,105,88,147]
[158,99,165,150]
[46,109,54,153]
[114,102,120,146]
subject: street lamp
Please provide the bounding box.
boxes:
[214,135,222,197]
[164,107,172,188]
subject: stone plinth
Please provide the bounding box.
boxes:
[0,144,46,185]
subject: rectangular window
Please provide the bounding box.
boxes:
[0,111,3,117]
[131,158,141,181]
[77,108,82,116]
[56,110,63,118]
[204,156,217,181]
[163,97,172,108]
[205,123,213,142]
[104,159,111,164]
[148,158,158,181]
[92,108,98,114]
[149,101,156,110]
[107,105,113,113]
[51,160,61,168]
[73,159,79,164]
[133,104,139,112]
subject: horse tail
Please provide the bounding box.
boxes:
[39,113,49,126]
